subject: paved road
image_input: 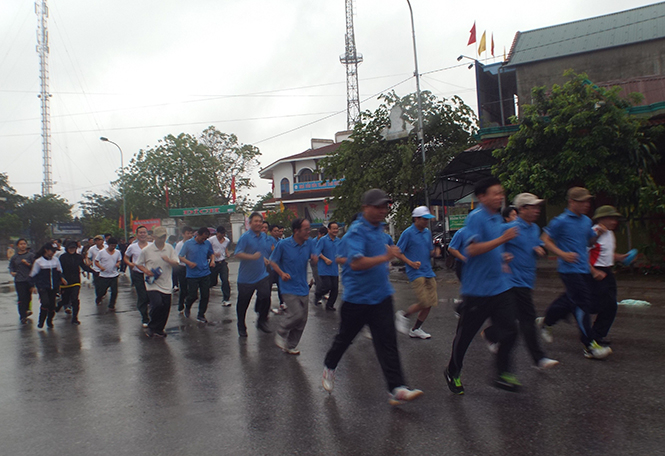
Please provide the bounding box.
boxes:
[0,259,663,455]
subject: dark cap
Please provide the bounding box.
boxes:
[66,241,78,250]
[593,205,622,221]
[362,189,392,206]
[567,187,593,201]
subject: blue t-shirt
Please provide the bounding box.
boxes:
[505,217,543,289]
[396,224,435,282]
[544,208,596,274]
[343,216,395,304]
[460,205,511,297]
[235,230,269,284]
[179,238,214,278]
[316,234,340,277]
[263,233,278,258]
[270,236,314,295]
[449,227,467,264]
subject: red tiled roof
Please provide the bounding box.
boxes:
[597,75,665,106]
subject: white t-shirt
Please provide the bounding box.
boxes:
[95,249,122,278]
[589,225,615,267]
[125,241,151,273]
[87,245,102,272]
[175,240,187,266]
[137,243,179,294]
[209,235,230,262]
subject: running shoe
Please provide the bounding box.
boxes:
[322,367,335,392]
[389,386,424,406]
[494,372,521,392]
[275,333,287,351]
[536,358,559,370]
[222,301,232,307]
[481,330,499,354]
[409,328,432,339]
[197,316,208,324]
[284,347,300,355]
[536,317,553,343]
[395,310,410,335]
[584,341,612,359]
[444,369,464,395]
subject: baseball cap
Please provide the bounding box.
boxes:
[513,193,544,208]
[362,189,392,206]
[411,206,435,219]
[567,187,593,201]
[93,235,104,241]
[593,205,622,221]
[153,226,168,238]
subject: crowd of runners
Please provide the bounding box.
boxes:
[8,178,633,404]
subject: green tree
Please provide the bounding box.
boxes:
[0,173,25,242]
[118,127,260,220]
[253,192,273,212]
[265,208,297,237]
[493,71,664,217]
[78,191,124,238]
[17,194,72,245]
[318,91,477,231]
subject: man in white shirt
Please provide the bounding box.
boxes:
[94,237,122,310]
[136,226,180,338]
[86,235,105,287]
[209,225,232,306]
[124,225,152,327]
[174,226,194,313]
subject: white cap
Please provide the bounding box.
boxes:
[411,206,435,219]
[512,193,544,208]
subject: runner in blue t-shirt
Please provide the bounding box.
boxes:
[444,177,520,395]
[314,222,341,311]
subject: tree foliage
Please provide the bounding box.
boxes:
[17,194,72,245]
[117,126,260,219]
[318,91,477,231]
[0,173,25,242]
[78,191,124,238]
[493,71,664,217]
[265,207,297,236]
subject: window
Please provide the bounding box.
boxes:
[280,178,290,195]
[297,168,318,183]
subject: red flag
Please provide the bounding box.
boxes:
[324,199,329,217]
[491,33,495,57]
[118,214,124,230]
[164,184,169,208]
[467,21,476,46]
[231,176,237,203]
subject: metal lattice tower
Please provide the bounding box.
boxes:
[35,0,53,195]
[339,0,363,130]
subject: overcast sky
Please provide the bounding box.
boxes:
[0,0,657,213]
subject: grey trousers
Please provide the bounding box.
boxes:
[278,294,309,349]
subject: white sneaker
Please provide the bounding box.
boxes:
[322,367,335,392]
[275,333,287,351]
[536,317,553,343]
[395,310,410,335]
[389,386,424,405]
[284,347,300,355]
[222,301,232,307]
[409,328,431,339]
[481,330,499,355]
[536,358,560,370]
[584,341,612,359]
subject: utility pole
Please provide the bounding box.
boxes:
[35,0,53,195]
[340,0,363,130]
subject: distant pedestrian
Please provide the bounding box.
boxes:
[124,226,152,327]
[57,241,92,325]
[94,237,122,311]
[267,224,285,313]
[178,227,215,323]
[309,227,326,291]
[136,226,180,337]
[502,206,518,223]
[270,218,317,354]
[174,226,194,313]
[86,235,105,287]
[9,239,35,324]
[394,206,439,339]
[234,212,272,336]
[30,243,65,329]
[538,187,612,360]
[444,177,520,394]
[314,222,341,311]
[322,189,423,406]
[209,225,232,306]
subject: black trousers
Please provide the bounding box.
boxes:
[544,273,595,346]
[324,297,406,392]
[61,286,81,321]
[185,275,211,318]
[95,276,118,308]
[269,268,283,305]
[590,267,618,339]
[315,275,339,309]
[176,266,188,310]
[37,288,58,326]
[485,287,545,364]
[131,270,150,323]
[15,281,32,320]
[147,290,171,332]
[448,291,517,376]
[210,260,231,301]
[236,277,271,331]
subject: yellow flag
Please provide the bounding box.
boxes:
[478,31,486,55]
[279,201,285,212]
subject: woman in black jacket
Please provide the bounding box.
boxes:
[29,243,66,329]
[57,241,92,325]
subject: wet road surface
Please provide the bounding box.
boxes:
[0,260,664,455]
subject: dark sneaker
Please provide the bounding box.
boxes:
[326,306,336,311]
[107,306,115,312]
[154,330,167,338]
[238,327,248,337]
[197,316,208,324]
[71,319,81,325]
[257,321,272,333]
[145,329,155,338]
[184,307,191,318]
[494,372,522,392]
[444,369,464,395]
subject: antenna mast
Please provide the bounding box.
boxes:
[339,0,363,130]
[35,0,53,195]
